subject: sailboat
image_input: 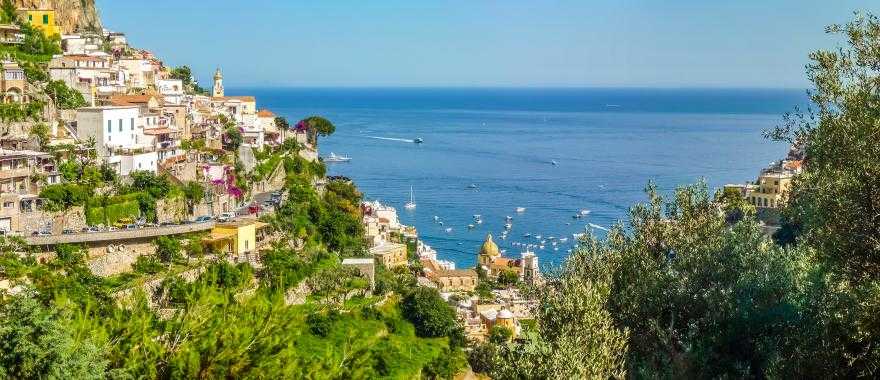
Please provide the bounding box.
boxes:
[404,186,416,210]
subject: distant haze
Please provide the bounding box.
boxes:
[97,0,880,88]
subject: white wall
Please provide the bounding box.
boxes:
[110,151,158,176]
[76,106,141,157]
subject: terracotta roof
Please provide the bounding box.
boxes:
[110,94,160,106]
[257,109,275,117]
[214,96,256,103]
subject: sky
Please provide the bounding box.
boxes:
[95,0,880,88]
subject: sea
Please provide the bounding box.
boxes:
[233,87,810,269]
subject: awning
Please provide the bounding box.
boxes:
[143,128,172,135]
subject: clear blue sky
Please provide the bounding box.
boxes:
[96,0,879,88]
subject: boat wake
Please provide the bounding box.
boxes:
[588,223,609,232]
[366,136,417,143]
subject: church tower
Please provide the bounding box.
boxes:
[212,67,224,97]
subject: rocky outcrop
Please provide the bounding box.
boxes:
[13,0,102,33]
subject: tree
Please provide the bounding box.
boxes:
[765,12,880,375]
[181,181,205,215]
[45,80,87,110]
[223,125,242,151]
[155,236,181,263]
[399,287,458,339]
[488,325,513,344]
[0,292,107,379]
[274,116,290,130]
[496,269,520,288]
[29,123,50,150]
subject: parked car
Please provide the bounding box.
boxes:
[108,226,119,232]
[144,223,158,228]
[248,203,262,214]
[125,224,138,230]
[61,229,76,235]
[217,212,236,222]
[194,215,213,223]
[31,230,51,236]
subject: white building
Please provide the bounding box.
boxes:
[75,106,159,175]
[157,79,184,105]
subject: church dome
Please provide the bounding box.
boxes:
[497,309,514,320]
[479,234,500,257]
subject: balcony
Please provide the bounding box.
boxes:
[0,167,32,180]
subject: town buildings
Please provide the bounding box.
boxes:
[1,61,27,103]
[476,234,540,284]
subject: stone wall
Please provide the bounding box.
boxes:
[86,238,156,277]
[156,197,187,224]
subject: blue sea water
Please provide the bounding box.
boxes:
[234,87,809,268]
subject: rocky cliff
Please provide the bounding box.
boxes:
[13,0,102,33]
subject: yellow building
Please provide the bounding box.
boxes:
[370,241,408,268]
[203,220,269,256]
[745,171,793,209]
[18,9,60,37]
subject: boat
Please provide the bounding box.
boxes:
[551,160,558,166]
[523,233,531,238]
[516,207,526,213]
[573,233,585,239]
[475,219,483,224]
[438,221,444,226]
[559,237,568,243]
[468,224,475,229]
[473,214,481,219]
[504,223,512,230]
[505,215,513,222]
[404,186,416,210]
[414,138,424,144]
[433,215,440,222]
[580,209,591,216]
[467,184,479,189]
[445,227,453,233]
[324,152,351,162]
[535,234,542,240]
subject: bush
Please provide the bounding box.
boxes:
[400,287,458,339]
[155,236,182,263]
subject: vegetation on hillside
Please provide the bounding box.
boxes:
[470,12,880,379]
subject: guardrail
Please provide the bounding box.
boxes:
[24,221,216,246]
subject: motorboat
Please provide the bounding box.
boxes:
[473,214,482,220]
[580,209,591,216]
[324,152,352,162]
[468,224,475,229]
[445,227,453,233]
[414,138,424,144]
[467,184,479,189]
[516,207,526,213]
[433,215,441,222]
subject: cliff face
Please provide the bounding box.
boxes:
[13,0,102,33]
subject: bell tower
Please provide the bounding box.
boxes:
[212,67,224,97]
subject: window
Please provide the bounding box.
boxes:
[3,202,13,208]
[130,118,134,130]
[42,14,49,25]
[28,15,32,21]
[118,119,123,132]
[107,120,112,133]
[138,163,142,168]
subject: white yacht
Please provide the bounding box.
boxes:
[324,152,352,162]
